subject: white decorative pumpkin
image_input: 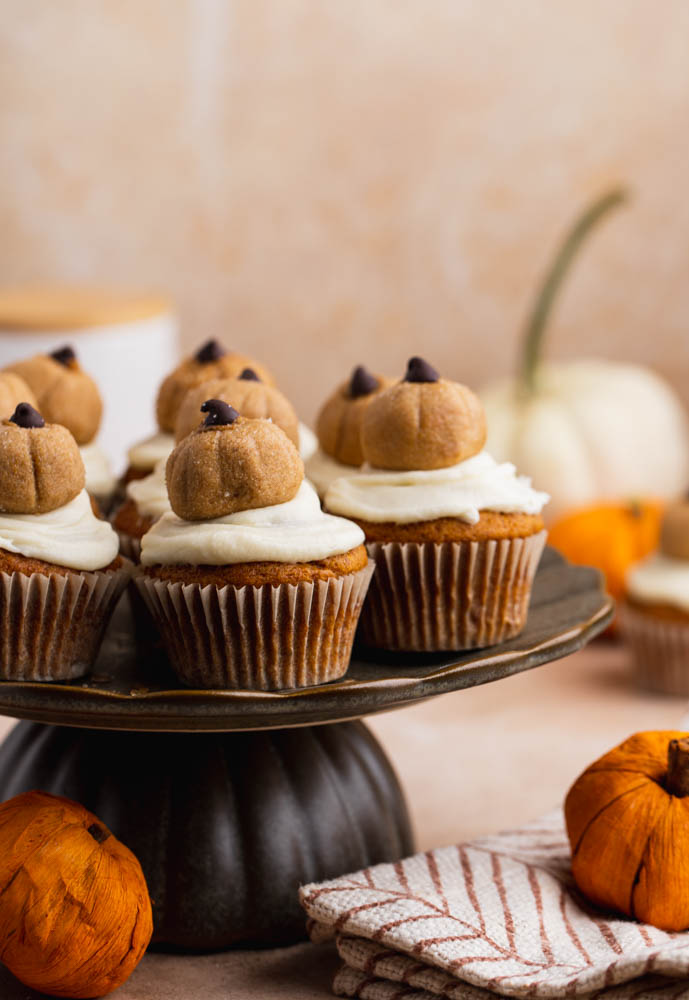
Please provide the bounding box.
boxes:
[479,187,689,522]
[481,360,689,522]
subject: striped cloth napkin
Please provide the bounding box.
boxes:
[299,812,689,999]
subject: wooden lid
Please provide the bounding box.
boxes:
[0,285,173,332]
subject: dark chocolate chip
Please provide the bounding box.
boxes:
[239,367,260,382]
[50,345,76,367]
[348,365,379,398]
[195,339,226,364]
[10,402,45,429]
[201,398,239,428]
[404,356,440,383]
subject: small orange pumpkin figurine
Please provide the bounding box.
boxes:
[548,500,664,624]
[565,731,689,931]
[0,790,152,998]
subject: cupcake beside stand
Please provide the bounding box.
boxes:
[0,342,613,949]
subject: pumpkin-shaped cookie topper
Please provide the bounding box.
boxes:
[316,365,392,467]
[174,371,299,445]
[565,731,689,931]
[4,345,103,445]
[361,357,487,471]
[0,372,38,421]
[659,497,689,561]
[156,340,275,434]
[0,403,85,514]
[166,399,303,520]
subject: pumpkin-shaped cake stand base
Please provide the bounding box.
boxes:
[0,549,611,952]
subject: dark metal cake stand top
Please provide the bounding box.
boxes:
[0,548,612,732]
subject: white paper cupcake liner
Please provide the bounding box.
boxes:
[358,531,547,652]
[0,562,132,681]
[620,601,689,695]
[135,560,375,690]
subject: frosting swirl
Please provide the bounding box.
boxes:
[298,422,318,462]
[627,555,689,612]
[140,481,364,566]
[325,451,549,524]
[80,442,116,498]
[126,459,170,520]
[305,448,367,498]
[127,431,175,471]
[0,489,120,570]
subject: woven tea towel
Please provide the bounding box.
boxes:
[299,812,689,999]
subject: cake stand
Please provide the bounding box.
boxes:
[0,548,611,952]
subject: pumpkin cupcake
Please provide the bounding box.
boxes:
[136,399,373,690]
[306,365,392,497]
[325,357,549,651]
[0,403,130,680]
[4,346,115,509]
[124,339,276,484]
[621,498,689,694]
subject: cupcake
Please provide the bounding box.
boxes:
[0,403,130,680]
[123,339,275,483]
[112,459,170,561]
[622,498,689,694]
[306,365,392,496]
[136,399,374,690]
[5,346,115,509]
[325,357,549,651]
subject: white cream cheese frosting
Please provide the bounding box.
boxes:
[627,555,689,612]
[126,459,171,520]
[127,431,175,472]
[0,490,120,571]
[140,480,364,566]
[325,451,549,524]
[305,448,365,498]
[80,442,116,499]
[298,422,318,462]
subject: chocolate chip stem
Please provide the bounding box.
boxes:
[195,339,226,364]
[404,357,439,383]
[349,365,379,398]
[201,398,239,427]
[50,345,76,367]
[239,368,261,381]
[10,403,45,428]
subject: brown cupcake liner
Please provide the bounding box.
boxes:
[135,560,375,690]
[0,561,132,681]
[620,601,689,696]
[357,531,547,652]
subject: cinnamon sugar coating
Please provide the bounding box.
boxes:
[156,350,275,433]
[0,420,85,514]
[166,416,303,520]
[144,544,367,587]
[174,376,299,445]
[361,378,486,471]
[5,353,102,445]
[316,371,392,466]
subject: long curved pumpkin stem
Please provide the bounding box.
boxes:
[666,738,689,797]
[518,186,628,398]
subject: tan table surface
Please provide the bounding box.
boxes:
[0,640,684,999]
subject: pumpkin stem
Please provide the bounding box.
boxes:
[518,186,628,399]
[87,822,111,844]
[666,738,689,797]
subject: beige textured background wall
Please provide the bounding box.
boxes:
[2,0,689,423]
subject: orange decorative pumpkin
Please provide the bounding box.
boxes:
[565,731,689,931]
[0,790,152,998]
[548,500,664,611]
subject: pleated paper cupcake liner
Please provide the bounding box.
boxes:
[0,561,133,681]
[116,531,142,563]
[620,601,689,695]
[358,531,547,652]
[135,560,375,690]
